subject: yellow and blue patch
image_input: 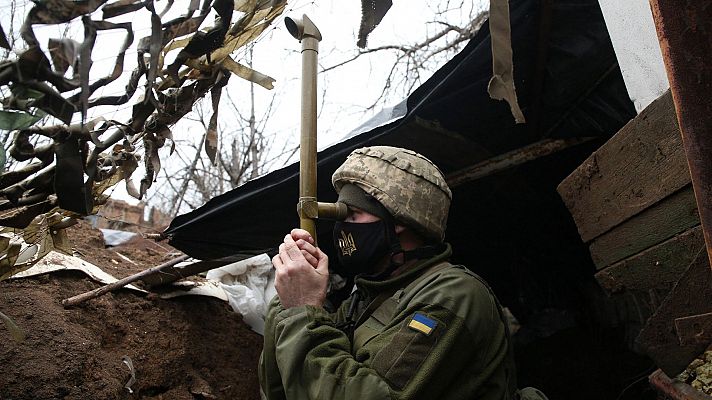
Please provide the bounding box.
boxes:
[408,313,437,335]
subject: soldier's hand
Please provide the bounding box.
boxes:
[290,228,320,268]
[273,231,329,308]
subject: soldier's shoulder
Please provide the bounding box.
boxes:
[406,264,502,335]
[434,264,492,291]
[410,263,496,306]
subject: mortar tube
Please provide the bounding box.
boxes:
[286,14,323,244]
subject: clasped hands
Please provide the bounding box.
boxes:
[272,229,329,308]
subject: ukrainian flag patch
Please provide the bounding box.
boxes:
[408,313,437,335]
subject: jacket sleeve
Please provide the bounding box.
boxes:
[259,295,288,400]
[260,295,355,399]
[261,270,511,400]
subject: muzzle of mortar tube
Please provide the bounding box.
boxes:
[285,15,322,42]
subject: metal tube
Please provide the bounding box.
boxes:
[649,0,712,270]
[317,202,348,221]
[286,15,322,242]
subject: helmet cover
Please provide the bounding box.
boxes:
[332,146,452,242]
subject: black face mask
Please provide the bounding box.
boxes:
[332,220,391,278]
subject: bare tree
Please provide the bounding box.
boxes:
[323,0,489,110]
[148,47,298,218]
[148,1,489,216]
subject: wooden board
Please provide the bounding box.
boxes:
[635,249,712,376]
[595,225,705,294]
[446,137,596,187]
[588,185,699,269]
[557,91,690,242]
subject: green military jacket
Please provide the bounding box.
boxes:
[259,245,516,399]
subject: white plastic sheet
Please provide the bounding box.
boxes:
[206,254,276,335]
[100,229,138,247]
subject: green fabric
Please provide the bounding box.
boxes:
[488,0,526,124]
[259,244,516,399]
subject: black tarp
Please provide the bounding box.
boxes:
[165,0,635,265]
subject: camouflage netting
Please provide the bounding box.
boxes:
[357,0,392,48]
[0,0,286,280]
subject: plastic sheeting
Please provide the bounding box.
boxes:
[205,254,276,335]
[100,229,138,247]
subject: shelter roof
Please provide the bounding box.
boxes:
[165,0,635,263]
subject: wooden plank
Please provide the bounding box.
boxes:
[589,185,699,269]
[595,225,705,294]
[446,137,596,187]
[557,90,690,242]
[675,312,712,346]
[636,248,712,377]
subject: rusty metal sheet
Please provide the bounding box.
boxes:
[649,369,712,400]
[636,248,712,376]
[649,0,712,270]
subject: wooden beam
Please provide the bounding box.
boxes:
[589,185,699,269]
[557,91,690,243]
[636,248,712,377]
[595,225,705,294]
[446,137,595,187]
[675,312,712,346]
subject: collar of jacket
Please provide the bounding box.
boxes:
[354,243,452,298]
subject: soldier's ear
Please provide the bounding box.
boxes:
[394,225,406,234]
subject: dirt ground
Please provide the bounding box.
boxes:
[0,221,263,400]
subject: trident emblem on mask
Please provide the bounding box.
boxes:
[338,230,357,256]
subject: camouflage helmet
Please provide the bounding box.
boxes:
[332,146,452,242]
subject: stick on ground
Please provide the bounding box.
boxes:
[62,254,190,307]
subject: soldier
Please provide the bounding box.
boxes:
[259,146,517,399]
